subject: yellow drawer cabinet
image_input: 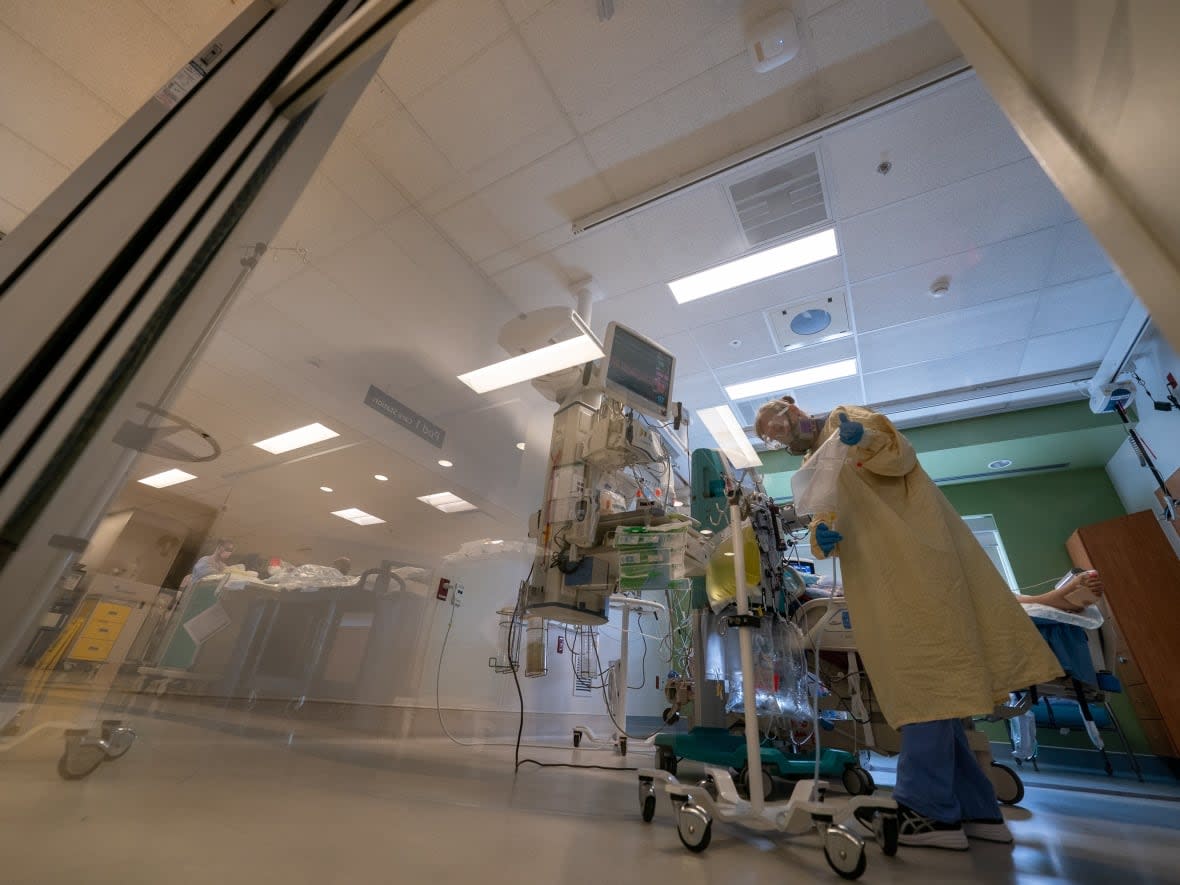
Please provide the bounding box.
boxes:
[69,638,116,662]
[67,601,131,663]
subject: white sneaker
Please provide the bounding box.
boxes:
[896,805,969,851]
[963,818,1014,844]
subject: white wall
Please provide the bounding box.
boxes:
[1105,327,1180,555]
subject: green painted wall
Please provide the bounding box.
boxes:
[941,469,1151,756]
[941,468,1127,588]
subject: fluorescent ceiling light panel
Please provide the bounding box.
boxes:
[417,491,478,513]
[668,228,839,303]
[253,422,339,454]
[697,405,763,470]
[458,335,604,394]
[724,358,858,401]
[331,507,386,526]
[138,468,197,488]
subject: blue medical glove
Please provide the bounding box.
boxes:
[815,523,843,555]
[837,412,864,446]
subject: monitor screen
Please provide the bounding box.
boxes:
[786,558,815,575]
[602,323,675,418]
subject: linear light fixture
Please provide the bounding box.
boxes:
[138,468,197,488]
[417,491,478,513]
[724,358,858,401]
[458,313,603,394]
[697,405,763,470]
[669,228,839,304]
[253,422,339,454]
[331,507,386,526]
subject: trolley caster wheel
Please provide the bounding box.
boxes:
[638,777,657,822]
[662,706,680,725]
[842,765,875,796]
[656,745,677,775]
[740,764,774,801]
[573,729,582,748]
[874,812,899,857]
[699,775,719,800]
[57,731,106,780]
[676,803,712,853]
[641,794,656,822]
[100,721,135,760]
[988,762,1025,806]
[824,827,867,880]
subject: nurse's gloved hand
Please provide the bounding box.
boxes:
[837,413,864,446]
[815,523,843,555]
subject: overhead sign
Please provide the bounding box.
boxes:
[364,385,445,448]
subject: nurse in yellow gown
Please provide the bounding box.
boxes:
[755,396,1062,851]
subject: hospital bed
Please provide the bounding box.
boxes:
[1011,604,1144,781]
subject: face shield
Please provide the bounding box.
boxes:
[756,399,819,456]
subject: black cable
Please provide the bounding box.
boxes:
[627,613,648,691]
[591,632,660,741]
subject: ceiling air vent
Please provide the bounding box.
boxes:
[727,152,829,248]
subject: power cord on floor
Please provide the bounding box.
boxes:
[510,585,639,773]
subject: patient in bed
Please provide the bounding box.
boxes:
[1014,569,1103,613]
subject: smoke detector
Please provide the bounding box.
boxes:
[930,275,951,298]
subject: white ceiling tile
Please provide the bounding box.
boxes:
[474,141,612,242]
[850,228,1058,332]
[0,194,26,233]
[356,108,462,204]
[673,371,727,413]
[548,220,660,297]
[595,284,688,338]
[858,295,1039,373]
[0,24,123,168]
[405,34,569,174]
[502,0,556,23]
[806,0,933,69]
[269,172,376,262]
[239,247,311,297]
[0,124,69,211]
[490,256,571,314]
[0,0,187,117]
[864,341,1026,404]
[318,134,408,224]
[692,310,779,369]
[1019,322,1120,376]
[657,332,710,379]
[629,183,746,281]
[712,338,859,390]
[342,76,403,138]
[1028,274,1132,338]
[520,0,749,134]
[840,158,1074,282]
[1045,219,1116,285]
[823,76,1030,219]
[478,222,573,277]
[378,0,512,102]
[139,0,242,48]
[433,196,518,264]
[580,69,731,199]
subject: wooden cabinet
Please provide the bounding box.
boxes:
[1067,511,1180,758]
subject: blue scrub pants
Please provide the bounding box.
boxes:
[892,719,1002,823]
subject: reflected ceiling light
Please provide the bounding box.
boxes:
[253,422,339,454]
[724,551,735,557]
[374,474,389,481]
[491,539,504,545]
[458,313,603,394]
[724,358,858,401]
[319,486,333,493]
[516,442,527,451]
[438,459,453,467]
[673,500,684,507]
[668,228,839,304]
[697,405,763,470]
[331,507,386,526]
[138,468,197,488]
[701,529,713,536]
[417,491,478,513]
[988,459,1013,470]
